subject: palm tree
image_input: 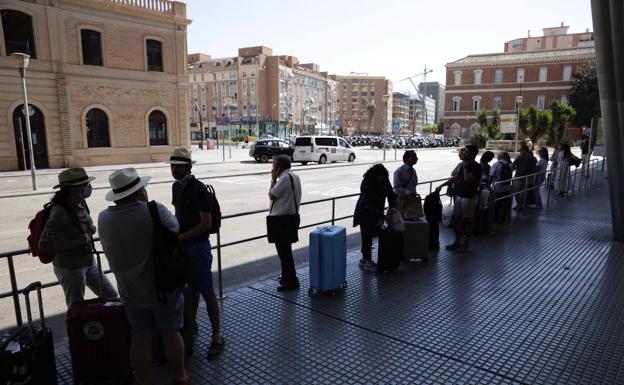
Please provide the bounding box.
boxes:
[366,102,376,133]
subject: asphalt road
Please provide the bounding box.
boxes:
[0,147,461,332]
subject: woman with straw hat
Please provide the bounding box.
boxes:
[39,167,118,307]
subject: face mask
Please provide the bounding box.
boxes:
[175,173,191,182]
[82,184,93,199]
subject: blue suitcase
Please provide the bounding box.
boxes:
[309,226,347,294]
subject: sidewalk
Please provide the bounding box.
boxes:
[51,173,624,384]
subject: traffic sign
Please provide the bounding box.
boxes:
[500,114,517,134]
[335,119,341,126]
[347,120,354,128]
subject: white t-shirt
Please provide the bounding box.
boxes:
[268,170,302,216]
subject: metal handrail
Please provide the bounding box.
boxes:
[0,161,602,327]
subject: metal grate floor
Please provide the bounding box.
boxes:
[55,179,624,384]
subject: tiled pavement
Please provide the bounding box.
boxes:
[54,175,624,384]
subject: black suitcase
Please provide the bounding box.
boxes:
[377,227,404,273]
[0,282,58,385]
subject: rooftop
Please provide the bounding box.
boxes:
[447,47,595,67]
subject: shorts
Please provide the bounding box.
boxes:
[181,239,214,294]
[126,293,184,334]
[453,196,478,219]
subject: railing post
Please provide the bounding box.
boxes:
[546,169,552,207]
[331,199,336,226]
[571,166,578,196]
[8,255,22,327]
[216,231,225,300]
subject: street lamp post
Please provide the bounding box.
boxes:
[12,53,37,191]
[382,94,391,161]
[192,101,204,150]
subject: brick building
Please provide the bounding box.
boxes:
[336,75,392,134]
[444,26,595,138]
[188,46,337,139]
[0,0,191,171]
[504,23,594,53]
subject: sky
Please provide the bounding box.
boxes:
[185,0,594,94]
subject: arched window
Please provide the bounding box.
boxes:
[149,110,167,145]
[81,29,102,66]
[1,10,37,58]
[86,108,110,147]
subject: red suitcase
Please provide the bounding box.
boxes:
[67,298,132,384]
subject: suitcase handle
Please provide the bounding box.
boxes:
[22,281,45,341]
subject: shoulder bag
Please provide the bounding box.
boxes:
[266,174,301,244]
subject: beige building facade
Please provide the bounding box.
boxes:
[336,75,392,134]
[0,0,191,171]
[188,46,337,139]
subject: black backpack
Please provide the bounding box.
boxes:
[499,162,512,183]
[205,185,222,234]
[424,191,443,223]
[148,201,189,302]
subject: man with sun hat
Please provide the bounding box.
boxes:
[98,168,189,385]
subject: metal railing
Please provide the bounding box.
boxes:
[0,159,603,327]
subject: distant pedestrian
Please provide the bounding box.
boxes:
[98,168,188,385]
[167,148,224,360]
[512,144,535,210]
[555,143,572,195]
[393,150,419,219]
[354,164,398,270]
[531,147,549,208]
[581,134,590,177]
[445,145,481,253]
[39,168,118,307]
[489,152,513,223]
[267,155,302,291]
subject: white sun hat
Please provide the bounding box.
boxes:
[105,168,151,202]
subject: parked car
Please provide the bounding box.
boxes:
[249,140,294,163]
[293,136,356,165]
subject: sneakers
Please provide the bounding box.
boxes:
[363,261,377,272]
[207,338,225,360]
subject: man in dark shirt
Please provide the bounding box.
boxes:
[446,145,482,253]
[512,144,535,210]
[168,148,224,360]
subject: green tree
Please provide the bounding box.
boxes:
[533,110,553,144]
[488,110,501,139]
[421,125,433,135]
[366,102,376,132]
[476,108,488,128]
[518,108,529,136]
[550,101,576,142]
[569,59,600,127]
[436,119,445,134]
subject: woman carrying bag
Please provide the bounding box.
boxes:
[266,155,302,292]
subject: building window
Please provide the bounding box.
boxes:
[511,39,523,49]
[1,10,37,58]
[537,95,546,110]
[495,70,503,84]
[493,97,502,110]
[86,108,110,147]
[563,65,572,81]
[474,69,482,85]
[454,71,462,86]
[539,67,548,82]
[250,79,256,96]
[472,96,481,111]
[242,80,247,98]
[146,39,163,72]
[148,110,167,145]
[80,29,102,66]
[452,97,461,112]
[517,68,525,83]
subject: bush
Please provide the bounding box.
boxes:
[469,133,487,149]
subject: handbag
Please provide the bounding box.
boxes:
[266,174,301,244]
[385,209,405,232]
[400,194,424,220]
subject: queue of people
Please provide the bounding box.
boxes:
[35,142,581,384]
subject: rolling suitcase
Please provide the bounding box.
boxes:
[0,282,57,385]
[309,226,347,294]
[67,252,131,384]
[377,227,404,273]
[402,220,429,262]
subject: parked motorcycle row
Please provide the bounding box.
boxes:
[345,135,463,149]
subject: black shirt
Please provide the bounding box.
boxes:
[454,161,482,198]
[172,176,212,240]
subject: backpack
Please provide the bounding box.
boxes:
[205,184,222,234]
[569,154,582,168]
[27,203,56,264]
[499,162,512,183]
[424,191,443,223]
[148,201,189,302]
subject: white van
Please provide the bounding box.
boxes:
[293,136,356,165]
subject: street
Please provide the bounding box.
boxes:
[0,147,461,331]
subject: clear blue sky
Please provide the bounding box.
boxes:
[185,0,593,93]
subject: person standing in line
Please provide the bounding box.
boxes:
[39,168,118,307]
[98,168,188,385]
[354,164,398,271]
[512,144,533,210]
[393,150,418,216]
[479,151,495,184]
[555,143,572,196]
[549,143,561,188]
[581,134,590,177]
[532,147,549,208]
[488,152,513,224]
[444,145,481,253]
[268,155,303,291]
[167,148,224,360]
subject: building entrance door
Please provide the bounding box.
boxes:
[13,104,49,170]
